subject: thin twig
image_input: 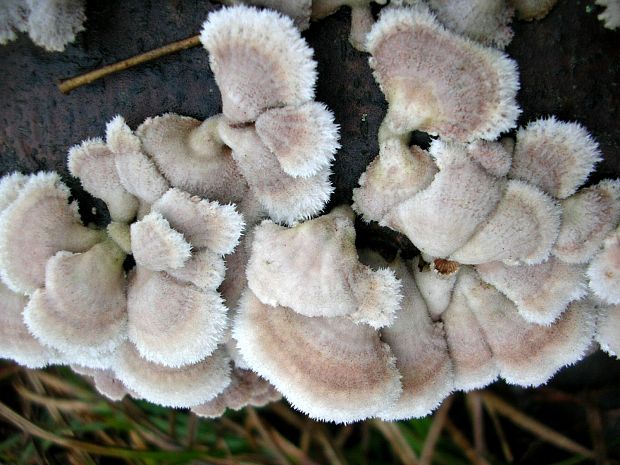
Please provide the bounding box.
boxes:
[246,407,293,465]
[467,392,486,457]
[372,420,419,465]
[483,398,513,462]
[480,392,595,459]
[444,419,492,465]
[270,428,323,465]
[58,35,201,94]
[315,426,349,465]
[585,405,609,465]
[420,395,454,465]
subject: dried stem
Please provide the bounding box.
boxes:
[58,35,201,94]
[372,419,419,465]
[420,395,454,465]
[444,419,492,465]
[484,398,514,462]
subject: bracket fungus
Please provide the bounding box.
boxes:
[588,227,620,305]
[596,0,620,30]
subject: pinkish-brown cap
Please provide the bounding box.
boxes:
[412,256,458,321]
[200,5,317,123]
[367,6,520,142]
[114,342,232,408]
[509,117,602,199]
[221,0,312,29]
[596,303,620,357]
[72,365,133,401]
[587,227,620,305]
[0,172,103,295]
[233,289,402,423]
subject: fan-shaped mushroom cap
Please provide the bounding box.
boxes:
[442,272,498,391]
[461,271,596,386]
[247,206,401,328]
[233,290,402,423]
[25,0,86,52]
[151,188,244,256]
[192,368,280,418]
[68,138,138,223]
[553,180,620,264]
[220,0,312,30]
[596,303,620,357]
[509,0,558,20]
[218,122,333,225]
[127,267,228,367]
[72,366,132,401]
[130,212,192,272]
[413,256,458,320]
[588,228,620,305]
[0,0,28,45]
[477,258,587,325]
[509,118,602,199]
[23,240,127,366]
[136,114,249,202]
[427,0,514,48]
[450,180,561,265]
[352,138,438,223]
[114,343,231,408]
[467,140,512,178]
[385,140,503,258]
[361,252,453,420]
[106,116,170,206]
[0,172,28,213]
[596,0,620,29]
[366,6,520,142]
[200,5,316,123]
[0,172,103,295]
[166,249,226,291]
[0,281,61,368]
[255,102,340,178]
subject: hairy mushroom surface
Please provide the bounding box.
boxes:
[588,227,620,305]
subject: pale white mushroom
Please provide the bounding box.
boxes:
[412,256,458,321]
[166,248,226,292]
[126,267,228,368]
[0,172,28,213]
[0,281,61,368]
[509,0,558,20]
[587,227,620,305]
[23,240,127,367]
[218,122,334,225]
[220,0,312,29]
[509,118,602,199]
[477,258,588,325]
[0,0,28,45]
[200,5,316,124]
[352,138,438,223]
[233,290,402,423]
[114,343,231,408]
[0,172,103,295]
[68,138,139,223]
[25,0,85,52]
[247,206,402,328]
[72,366,133,402]
[596,0,620,29]
[460,270,596,386]
[596,303,620,357]
[367,6,520,142]
[553,180,620,264]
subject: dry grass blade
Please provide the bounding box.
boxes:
[246,407,293,465]
[315,426,349,465]
[372,419,419,465]
[444,419,492,465]
[466,392,486,456]
[481,392,595,459]
[14,383,94,412]
[420,395,454,465]
[484,397,514,462]
[270,428,324,465]
[585,405,609,465]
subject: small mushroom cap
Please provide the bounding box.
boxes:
[0,172,28,213]
[587,228,620,305]
[67,138,138,223]
[427,0,514,48]
[218,122,333,225]
[255,102,340,178]
[412,256,458,320]
[510,0,558,20]
[477,258,588,325]
[107,116,170,205]
[467,140,512,178]
[0,281,61,368]
[352,138,438,223]
[0,172,103,295]
[114,342,232,408]
[509,118,602,199]
[596,303,620,357]
[233,290,402,423]
[450,180,561,265]
[130,212,192,272]
[442,273,499,391]
[362,252,454,420]
[127,267,228,367]
[220,0,312,30]
[595,0,620,29]
[200,5,316,123]
[23,240,127,366]
[0,0,28,45]
[192,368,279,418]
[136,114,249,202]
[367,6,520,141]
[166,249,226,291]
[553,180,620,264]
[385,140,503,258]
[72,366,132,401]
[247,206,401,328]
[26,0,86,52]
[461,271,596,386]
[152,188,244,256]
